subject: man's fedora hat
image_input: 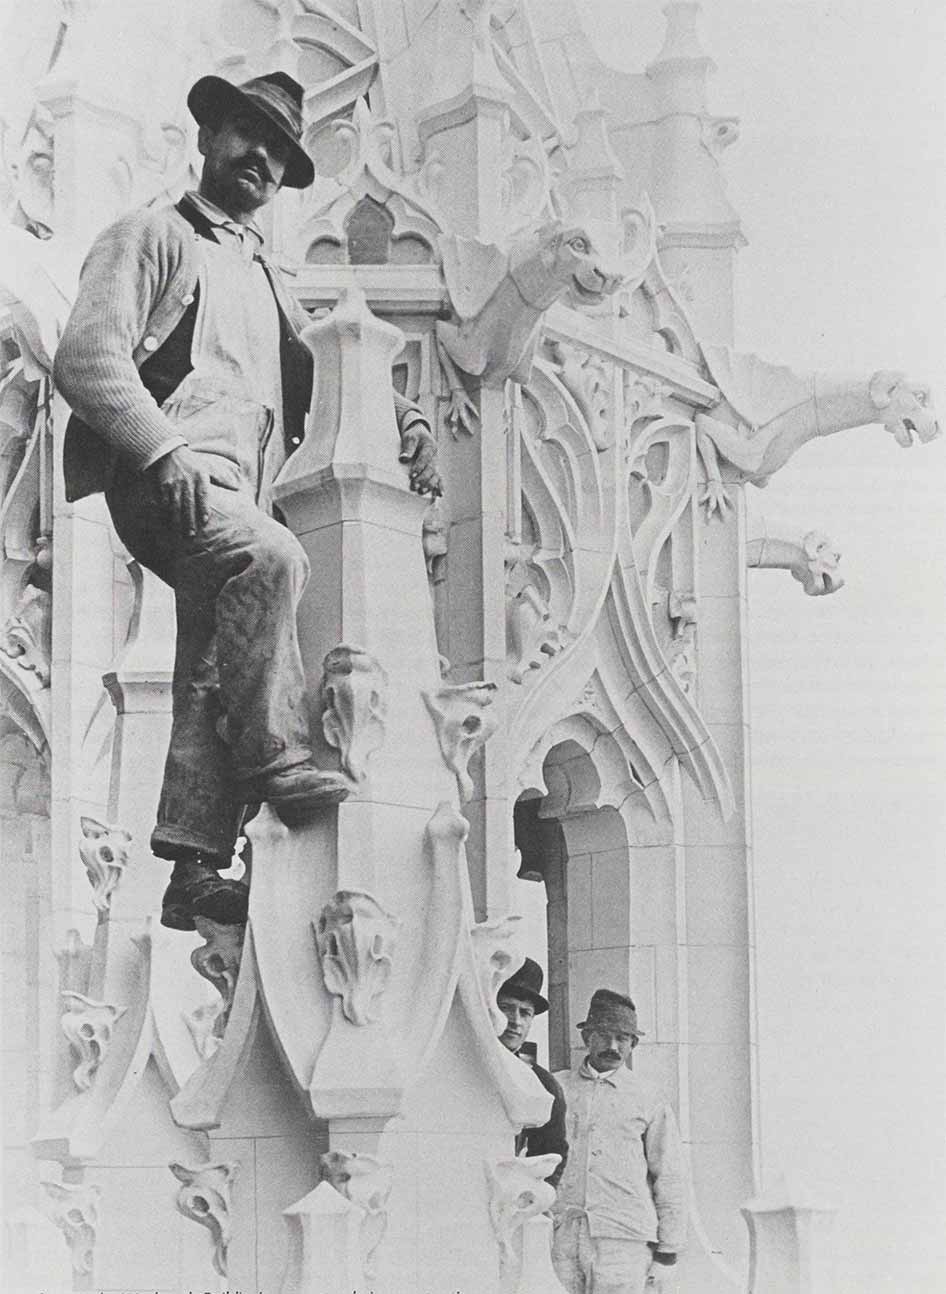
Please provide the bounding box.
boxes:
[498,957,549,1015]
[578,988,645,1037]
[187,71,315,189]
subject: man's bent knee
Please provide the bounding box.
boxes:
[252,519,309,587]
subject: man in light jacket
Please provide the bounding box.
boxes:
[552,989,686,1293]
[54,70,439,931]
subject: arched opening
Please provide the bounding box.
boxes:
[513,738,635,1074]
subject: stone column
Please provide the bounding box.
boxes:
[682,486,758,1284]
[415,0,517,921]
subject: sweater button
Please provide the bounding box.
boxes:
[290,436,301,446]
[182,294,195,306]
[143,335,159,351]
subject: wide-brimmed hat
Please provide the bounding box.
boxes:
[578,988,645,1037]
[498,957,549,1015]
[187,71,314,189]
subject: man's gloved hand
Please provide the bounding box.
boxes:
[399,423,442,496]
[645,1252,676,1289]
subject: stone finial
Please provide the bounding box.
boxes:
[282,1182,363,1294]
[315,890,400,1026]
[320,1150,394,1284]
[60,991,125,1091]
[518,1213,570,1294]
[319,644,388,783]
[649,1,712,72]
[78,815,132,913]
[42,1181,100,1277]
[422,680,498,802]
[190,917,245,1038]
[169,1160,239,1278]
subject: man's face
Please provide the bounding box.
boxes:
[197,109,290,219]
[582,1023,637,1072]
[497,992,536,1053]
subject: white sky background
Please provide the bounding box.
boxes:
[581,2,946,1290]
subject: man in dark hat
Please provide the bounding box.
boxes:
[497,957,568,1187]
[55,71,440,932]
[551,989,686,1293]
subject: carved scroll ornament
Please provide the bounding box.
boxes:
[169,1160,239,1277]
[470,914,523,1035]
[486,1154,561,1271]
[190,917,245,1038]
[320,1149,394,1284]
[78,815,132,913]
[60,992,125,1092]
[320,644,388,784]
[315,890,399,1026]
[422,680,498,802]
[0,585,51,686]
[43,1181,100,1277]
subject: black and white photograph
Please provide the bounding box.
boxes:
[0,1,943,1291]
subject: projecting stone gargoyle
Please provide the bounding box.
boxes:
[694,345,940,516]
[436,222,623,433]
[746,516,844,597]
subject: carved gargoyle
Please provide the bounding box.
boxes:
[695,345,940,515]
[746,519,844,596]
[436,222,623,428]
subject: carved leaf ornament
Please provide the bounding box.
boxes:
[319,644,388,783]
[315,890,400,1026]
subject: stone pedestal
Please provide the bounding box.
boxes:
[742,1184,837,1294]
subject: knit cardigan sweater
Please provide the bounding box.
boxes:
[55,199,427,502]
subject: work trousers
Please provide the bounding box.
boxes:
[552,1214,655,1294]
[106,467,312,862]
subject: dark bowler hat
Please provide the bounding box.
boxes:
[578,988,645,1037]
[498,957,549,1015]
[187,70,315,189]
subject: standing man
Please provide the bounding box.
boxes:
[497,957,568,1187]
[54,71,440,931]
[552,989,686,1293]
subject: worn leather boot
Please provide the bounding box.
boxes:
[160,853,249,931]
[237,761,352,825]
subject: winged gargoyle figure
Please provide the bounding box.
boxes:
[436,222,623,434]
[694,343,940,516]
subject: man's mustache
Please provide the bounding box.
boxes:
[235,155,273,183]
[600,1051,620,1060]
